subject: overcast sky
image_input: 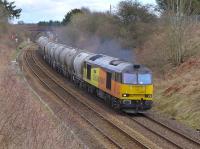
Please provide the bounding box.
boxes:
[9,0,156,23]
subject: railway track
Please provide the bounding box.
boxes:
[145,114,200,144]
[23,49,200,149]
[23,49,158,149]
[130,114,200,149]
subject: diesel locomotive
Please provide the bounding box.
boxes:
[37,36,153,113]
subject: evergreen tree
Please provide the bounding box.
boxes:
[62,9,83,25]
[0,0,22,19]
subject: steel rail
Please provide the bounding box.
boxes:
[24,50,151,149]
[129,114,200,149]
[144,114,200,147]
[24,51,124,148]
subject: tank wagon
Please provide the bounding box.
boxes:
[36,36,153,113]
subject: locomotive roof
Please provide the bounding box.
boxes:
[86,54,133,73]
[85,54,151,73]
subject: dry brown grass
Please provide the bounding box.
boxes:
[0,33,84,148]
[152,57,200,129]
[136,21,200,129]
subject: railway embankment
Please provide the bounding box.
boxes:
[153,57,200,130]
[0,35,85,148]
[136,25,200,131]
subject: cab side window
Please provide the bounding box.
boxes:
[87,64,91,80]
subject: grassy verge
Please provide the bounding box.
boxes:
[0,32,84,148]
[153,63,200,129]
[154,90,200,129]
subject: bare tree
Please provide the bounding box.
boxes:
[163,0,200,65]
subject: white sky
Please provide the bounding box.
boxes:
[9,0,156,23]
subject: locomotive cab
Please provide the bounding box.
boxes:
[120,65,153,113]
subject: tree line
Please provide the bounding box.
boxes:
[38,0,200,26]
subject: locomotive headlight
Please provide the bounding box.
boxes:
[122,94,129,97]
